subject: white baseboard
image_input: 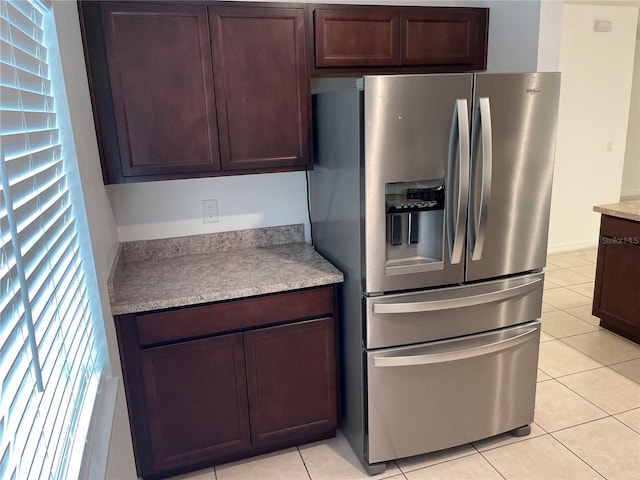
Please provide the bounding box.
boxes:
[620,186,640,200]
[620,193,640,202]
[547,239,599,254]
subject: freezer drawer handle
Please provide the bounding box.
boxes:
[372,278,541,314]
[446,99,470,265]
[373,327,538,367]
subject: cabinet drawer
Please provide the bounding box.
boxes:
[136,286,335,346]
[600,215,640,242]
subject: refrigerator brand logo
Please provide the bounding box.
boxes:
[526,88,542,95]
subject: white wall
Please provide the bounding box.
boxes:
[537,0,563,71]
[621,28,640,200]
[548,4,638,253]
[109,172,311,241]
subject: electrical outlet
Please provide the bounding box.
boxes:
[202,199,218,223]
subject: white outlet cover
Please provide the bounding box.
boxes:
[202,199,218,223]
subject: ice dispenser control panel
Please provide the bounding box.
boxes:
[385,180,445,274]
[385,185,445,214]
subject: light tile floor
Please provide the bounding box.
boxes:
[177,248,640,480]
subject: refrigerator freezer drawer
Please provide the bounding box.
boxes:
[365,272,543,349]
[366,321,540,463]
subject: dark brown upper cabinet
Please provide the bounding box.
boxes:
[210,7,310,172]
[400,9,488,67]
[99,3,221,179]
[313,7,400,67]
[79,2,311,184]
[312,5,489,75]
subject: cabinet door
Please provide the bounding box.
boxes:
[100,3,221,178]
[140,333,250,471]
[400,8,488,68]
[314,8,400,67]
[244,317,337,446]
[210,7,310,171]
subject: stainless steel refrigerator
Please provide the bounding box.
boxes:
[309,73,561,474]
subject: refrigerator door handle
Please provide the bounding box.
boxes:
[372,277,541,314]
[373,326,538,367]
[470,97,493,261]
[446,99,470,265]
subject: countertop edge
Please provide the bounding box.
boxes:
[593,202,640,223]
[110,277,343,316]
[107,244,123,303]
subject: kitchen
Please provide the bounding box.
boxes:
[37,0,640,479]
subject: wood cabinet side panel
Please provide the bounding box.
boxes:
[593,216,640,344]
[114,314,154,477]
[78,1,123,183]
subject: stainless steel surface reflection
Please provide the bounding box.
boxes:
[310,72,560,475]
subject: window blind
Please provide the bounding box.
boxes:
[0,1,102,478]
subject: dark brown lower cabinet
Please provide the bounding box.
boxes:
[593,215,640,344]
[115,286,338,479]
[140,334,251,470]
[245,318,336,447]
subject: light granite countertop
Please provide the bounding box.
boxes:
[108,225,343,315]
[593,200,640,223]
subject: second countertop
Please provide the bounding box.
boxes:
[593,200,640,223]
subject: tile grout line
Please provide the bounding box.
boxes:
[554,370,639,417]
[539,387,611,433]
[476,446,509,480]
[547,430,608,479]
[537,257,640,477]
[295,446,312,480]
[555,334,640,368]
[537,256,638,477]
[543,260,640,382]
[393,448,478,476]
